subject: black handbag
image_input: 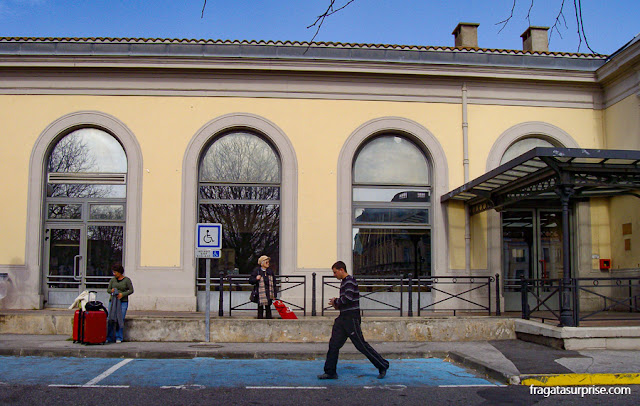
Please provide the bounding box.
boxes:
[249,287,259,303]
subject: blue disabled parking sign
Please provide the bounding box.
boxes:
[196,223,222,249]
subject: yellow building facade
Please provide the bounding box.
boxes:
[0,28,638,312]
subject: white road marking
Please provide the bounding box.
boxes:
[49,384,130,388]
[363,384,407,391]
[245,386,327,390]
[161,384,206,390]
[84,358,134,387]
[439,384,506,387]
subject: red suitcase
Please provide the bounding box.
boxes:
[73,291,108,344]
[273,300,298,319]
[73,309,107,344]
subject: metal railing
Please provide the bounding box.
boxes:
[574,277,640,325]
[320,275,408,316]
[519,277,564,323]
[197,273,307,317]
[417,275,499,316]
[520,276,640,326]
[320,274,500,317]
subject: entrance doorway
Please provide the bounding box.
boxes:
[502,209,567,311]
[43,222,123,307]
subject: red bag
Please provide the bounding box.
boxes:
[73,292,107,344]
[273,300,298,319]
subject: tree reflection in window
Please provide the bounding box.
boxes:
[47,128,127,199]
[198,132,281,279]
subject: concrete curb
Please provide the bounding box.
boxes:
[520,373,640,386]
[447,351,515,385]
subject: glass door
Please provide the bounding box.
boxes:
[502,209,566,311]
[44,225,85,307]
[44,223,123,307]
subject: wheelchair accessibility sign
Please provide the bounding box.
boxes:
[196,223,222,249]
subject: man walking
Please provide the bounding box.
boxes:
[318,261,389,380]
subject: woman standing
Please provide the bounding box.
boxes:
[249,255,277,319]
[106,263,134,343]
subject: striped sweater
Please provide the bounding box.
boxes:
[334,275,360,313]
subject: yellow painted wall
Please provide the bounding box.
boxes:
[0,95,462,270]
[603,95,640,270]
[605,94,640,150]
[0,95,615,275]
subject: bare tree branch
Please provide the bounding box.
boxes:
[548,0,568,40]
[525,0,534,26]
[307,0,356,43]
[496,0,517,34]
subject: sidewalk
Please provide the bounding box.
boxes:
[1,334,639,386]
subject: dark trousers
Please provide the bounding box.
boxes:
[324,311,389,375]
[258,301,273,319]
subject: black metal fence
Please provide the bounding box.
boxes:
[197,273,307,317]
[319,273,500,317]
[197,272,501,318]
[520,276,640,326]
[416,275,499,316]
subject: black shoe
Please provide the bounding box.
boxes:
[317,373,338,380]
[377,367,388,379]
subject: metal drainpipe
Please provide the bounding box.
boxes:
[462,83,471,273]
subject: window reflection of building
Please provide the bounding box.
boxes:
[352,136,432,278]
[197,131,281,281]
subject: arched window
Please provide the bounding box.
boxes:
[43,128,127,306]
[198,131,281,278]
[352,135,431,277]
[500,137,556,165]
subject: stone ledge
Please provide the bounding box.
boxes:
[515,319,640,350]
[1,311,517,342]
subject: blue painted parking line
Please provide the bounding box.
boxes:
[0,356,127,387]
[0,356,501,388]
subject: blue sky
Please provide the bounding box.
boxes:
[0,1,638,55]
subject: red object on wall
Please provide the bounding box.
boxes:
[273,300,298,319]
[599,259,611,270]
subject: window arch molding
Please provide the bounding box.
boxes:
[182,113,298,276]
[486,121,579,171]
[25,111,142,306]
[337,117,448,274]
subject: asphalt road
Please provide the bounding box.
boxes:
[1,356,638,405]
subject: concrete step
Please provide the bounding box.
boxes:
[0,309,517,343]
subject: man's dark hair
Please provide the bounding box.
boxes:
[111,263,125,274]
[331,261,347,272]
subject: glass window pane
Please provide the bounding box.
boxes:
[353,188,430,202]
[48,204,82,220]
[90,205,125,220]
[500,138,555,165]
[200,132,280,183]
[355,208,429,224]
[48,128,127,173]
[352,228,431,277]
[354,136,429,185]
[199,185,280,200]
[47,228,81,287]
[86,226,124,286]
[199,203,280,276]
[47,184,126,198]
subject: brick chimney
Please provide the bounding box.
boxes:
[452,23,479,48]
[521,26,549,52]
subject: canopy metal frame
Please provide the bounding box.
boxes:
[442,147,640,326]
